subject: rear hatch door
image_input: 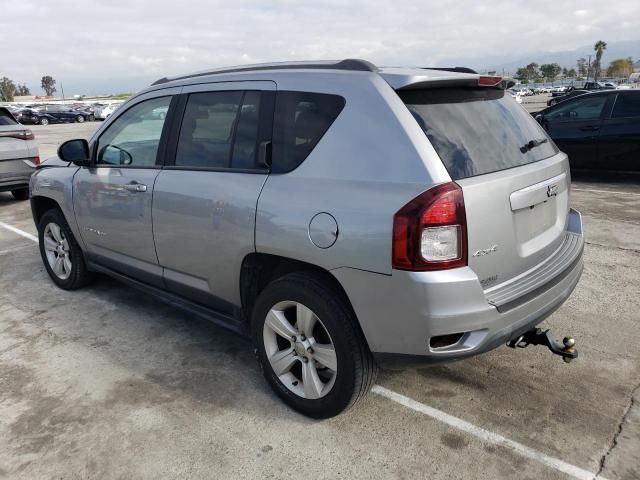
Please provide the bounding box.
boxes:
[398,85,569,290]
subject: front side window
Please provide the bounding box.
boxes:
[545,95,608,122]
[612,94,640,118]
[96,96,171,167]
[175,91,261,169]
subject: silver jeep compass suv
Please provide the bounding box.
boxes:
[30,59,584,418]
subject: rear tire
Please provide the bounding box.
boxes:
[38,209,91,290]
[251,272,377,418]
[11,188,29,201]
[39,117,49,125]
[76,115,85,123]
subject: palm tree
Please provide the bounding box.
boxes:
[593,40,607,81]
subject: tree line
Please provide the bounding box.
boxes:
[0,75,57,102]
[514,40,634,84]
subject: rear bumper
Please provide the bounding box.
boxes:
[333,209,584,369]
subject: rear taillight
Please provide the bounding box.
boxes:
[34,156,41,165]
[392,182,467,271]
[0,129,34,141]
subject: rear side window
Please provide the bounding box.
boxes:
[0,109,18,126]
[176,91,262,169]
[399,88,558,180]
[612,94,640,118]
[271,91,345,173]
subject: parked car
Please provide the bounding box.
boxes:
[535,90,640,171]
[547,89,589,106]
[30,59,584,418]
[95,102,123,120]
[0,107,39,200]
[19,104,91,125]
[507,90,523,104]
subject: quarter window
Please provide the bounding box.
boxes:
[175,91,262,169]
[271,91,345,173]
[96,96,171,167]
[612,94,640,118]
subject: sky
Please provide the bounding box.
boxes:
[1,0,639,96]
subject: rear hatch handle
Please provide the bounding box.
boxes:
[509,172,566,211]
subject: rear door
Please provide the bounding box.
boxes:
[598,92,640,172]
[541,93,610,170]
[399,87,569,289]
[73,92,178,286]
[152,81,275,313]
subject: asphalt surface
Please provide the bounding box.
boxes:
[0,123,638,479]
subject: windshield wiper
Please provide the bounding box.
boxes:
[520,138,548,153]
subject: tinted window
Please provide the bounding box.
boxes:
[97,96,171,167]
[175,91,261,169]
[612,94,640,118]
[0,109,18,125]
[545,95,607,122]
[271,91,345,173]
[400,88,557,180]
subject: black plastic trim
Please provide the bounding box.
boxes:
[87,261,247,335]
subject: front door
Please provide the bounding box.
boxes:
[73,94,175,286]
[543,94,609,170]
[152,81,275,313]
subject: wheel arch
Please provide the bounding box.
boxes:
[240,253,370,348]
[31,195,63,226]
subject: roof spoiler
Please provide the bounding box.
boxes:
[422,67,478,74]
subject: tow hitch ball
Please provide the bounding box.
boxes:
[507,328,578,363]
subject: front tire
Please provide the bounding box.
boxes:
[252,272,377,418]
[11,188,29,200]
[38,209,91,290]
[76,115,85,123]
[39,117,49,125]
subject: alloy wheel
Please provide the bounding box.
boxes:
[43,222,72,280]
[263,301,337,399]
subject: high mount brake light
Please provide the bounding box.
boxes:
[478,76,503,87]
[392,182,467,271]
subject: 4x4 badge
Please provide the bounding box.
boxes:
[547,184,558,197]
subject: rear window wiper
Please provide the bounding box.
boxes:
[520,138,548,153]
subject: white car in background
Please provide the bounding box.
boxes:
[507,90,523,103]
[0,107,39,200]
[95,102,124,120]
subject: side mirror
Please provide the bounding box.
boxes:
[58,139,91,166]
[534,114,543,125]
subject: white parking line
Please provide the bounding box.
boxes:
[0,221,38,243]
[572,187,640,197]
[373,385,607,480]
[0,220,608,480]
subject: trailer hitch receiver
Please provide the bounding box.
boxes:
[507,328,578,363]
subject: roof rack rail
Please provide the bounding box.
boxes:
[151,58,378,86]
[422,67,478,74]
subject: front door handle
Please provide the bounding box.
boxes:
[124,182,147,193]
[579,125,600,132]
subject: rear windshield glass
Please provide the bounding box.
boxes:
[399,88,558,180]
[0,109,18,126]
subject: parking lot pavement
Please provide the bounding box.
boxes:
[30,123,100,160]
[1,127,639,479]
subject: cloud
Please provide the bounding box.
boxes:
[1,0,639,95]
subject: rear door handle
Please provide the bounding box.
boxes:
[579,125,600,132]
[124,182,147,193]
